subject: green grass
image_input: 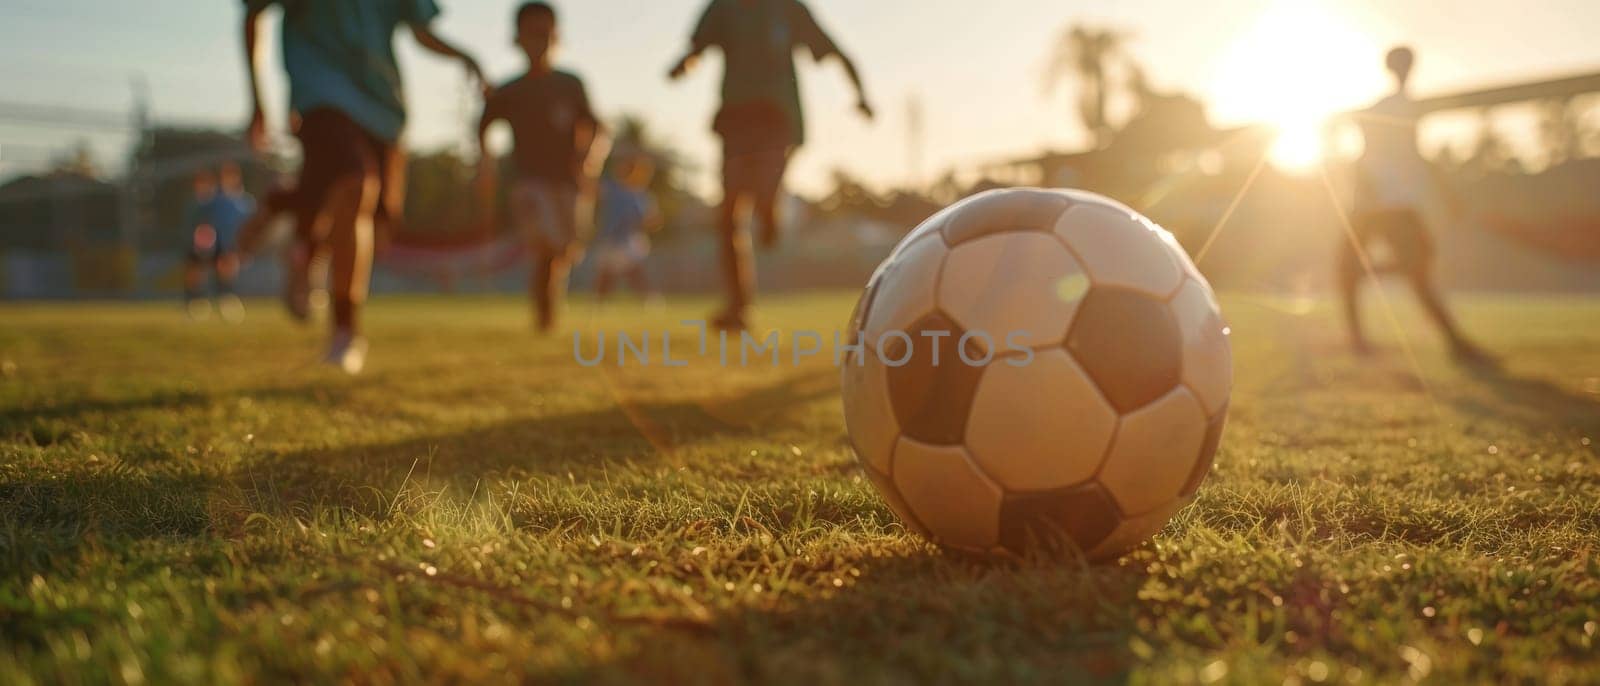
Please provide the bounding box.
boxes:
[1,292,1598,684]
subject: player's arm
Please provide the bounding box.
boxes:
[410,23,486,93]
[669,2,721,80]
[831,51,874,120]
[668,44,708,80]
[796,4,874,120]
[573,81,610,191]
[473,94,502,206]
[574,120,612,197]
[642,196,664,233]
[242,4,269,151]
[475,95,500,163]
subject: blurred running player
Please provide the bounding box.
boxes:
[243,0,484,373]
[1336,46,1492,364]
[204,163,254,321]
[182,170,220,320]
[593,150,661,301]
[476,2,605,332]
[668,0,874,331]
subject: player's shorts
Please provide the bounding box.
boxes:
[1339,208,1434,279]
[510,179,582,259]
[187,248,238,269]
[291,108,406,240]
[594,234,650,274]
[186,226,235,265]
[714,102,792,200]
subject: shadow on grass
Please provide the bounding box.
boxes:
[0,381,361,445]
[229,367,838,519]
[0,468,217,577]
[611,553,1147,684]
[1453,362,1600,434]
[0,368,838,574]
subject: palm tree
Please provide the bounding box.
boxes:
[1044,25,1131,148]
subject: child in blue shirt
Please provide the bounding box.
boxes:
[592,151,660,300]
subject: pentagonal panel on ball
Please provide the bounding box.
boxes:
[897,199,964,251]
[938,232,1088,349]
[891,438,1004,551]
[1098,387,1209,516]
[881,312,986,446]
[841,352,899,475]
[997,481,1122,556]
[1083,497,1188,561]
[1054,203,1184,299]
[940,188,1074,246]
[1170,279,1233,417]
[1066,288,1183,413]
[862,233,947,340]
[966,349,1116,492]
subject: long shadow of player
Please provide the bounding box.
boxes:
[0,381,359,447]
[596,551,1148,683]
[229,367,841,516]
[1454,362,1600,435]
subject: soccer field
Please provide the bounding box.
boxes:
[2,293,1597,684]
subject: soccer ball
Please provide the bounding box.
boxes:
[841,188,1230,560]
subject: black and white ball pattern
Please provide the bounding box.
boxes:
[842,188,1232,559]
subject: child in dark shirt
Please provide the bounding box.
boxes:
[477,1,606,332]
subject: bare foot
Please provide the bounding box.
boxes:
[710,308,749,333]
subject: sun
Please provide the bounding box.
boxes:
[1208,0,1381,173]
[1269,119,1326,172]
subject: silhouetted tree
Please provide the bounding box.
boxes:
[1044,25,1132,148]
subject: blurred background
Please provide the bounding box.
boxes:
[2,0,1598,299]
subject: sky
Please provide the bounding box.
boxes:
[3,0,1599,196]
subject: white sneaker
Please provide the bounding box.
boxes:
[323,331,368,375]
[218,294,246,323]
[185,299,212,321]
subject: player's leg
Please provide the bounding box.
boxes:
[183,252,210,319]
[1407,264,1493,364]
[281,235,325,324]
[713,136,755,330]
[595,259,616,300]
[1336,234,1370,355]
[215,251,245,322]
[372,144,408,253]
[299,111,384,371]
[548,253,574,328]
[752,147,791,251]
[1406,263,1461,339]
[544,187,583,330]
[511,182,546,326]
[237,186,294,257]
[323,170,378,372]
[530,250,573,332]
[287,111,353,326]
[754,191,780,250]
[714,189,753,330]
[1395,225,1491,363]
[626,262,650,297]
[278,189,326,325]
[529,255,547,328]
[530,251,551,328]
